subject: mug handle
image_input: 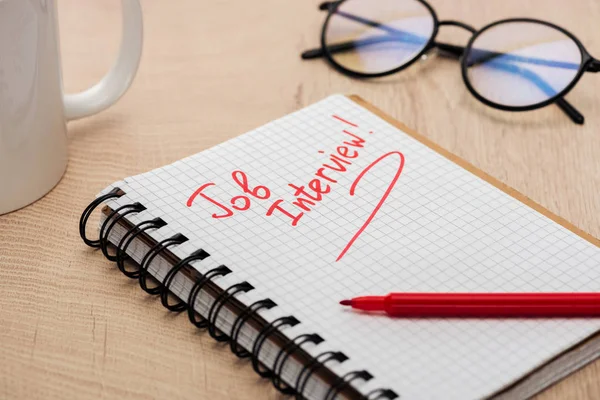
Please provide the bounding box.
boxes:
[63,0,143,121]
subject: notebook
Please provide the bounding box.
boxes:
[80,94,600,400]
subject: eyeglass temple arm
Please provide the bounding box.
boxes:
[319,1,340,10]
[462,48,585,123]
[484,58,583,123]
[437,46,583,123]
[302,38,382,60]
[434,44,583,123]
[302,34,428,60]
[588,59,600,72]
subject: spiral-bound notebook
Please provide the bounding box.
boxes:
[80,95,600,400]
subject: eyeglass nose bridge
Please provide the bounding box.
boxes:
[438,20,477,34]
[426,20,477,59]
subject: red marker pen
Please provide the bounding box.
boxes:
[340,293,600,318]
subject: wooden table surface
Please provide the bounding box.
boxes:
[1,0,599,399]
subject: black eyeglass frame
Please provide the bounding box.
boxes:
[306,0,600,124]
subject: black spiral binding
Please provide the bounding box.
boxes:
[117,217,167,278]
[138,233,189,295]
[230,298,277,358]
[295,351,349,400]
[100,202,146,261]
[79,187,124,247]
[161,248,210,312]
[366,389,401,400]
[272,333,325,394]
[325,371,373,400]
[79,188,399,400]
[187,265,232,328]
[207,281,254,341]
[252,316,301,378]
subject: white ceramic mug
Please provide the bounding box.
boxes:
[0,0,143,215]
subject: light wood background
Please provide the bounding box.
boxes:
[1,0,599,399]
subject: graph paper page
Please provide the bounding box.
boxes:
[103,95,600,399]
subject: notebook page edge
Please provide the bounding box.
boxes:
[491,330,600,399]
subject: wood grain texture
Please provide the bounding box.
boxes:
[0,0,598,399]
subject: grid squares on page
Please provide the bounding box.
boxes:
[105,95,600,400]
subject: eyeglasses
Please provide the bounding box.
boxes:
[301,0,600,125]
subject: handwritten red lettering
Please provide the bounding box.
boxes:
[337,146,358,159]
[342,130,366,148]
[315,167,338,184]
[187,182,234,219]
[232,170,271,199]
[289,183,319,201]
[231,195,251,211]
[336,151,405,262]
[187,114,385,240]
[332,115,358,128]
[266,199,304,226]
[323,157,348,173]
[188,171,271,219]
[292,197,316,212]
[281,127,367,221]
[308,179,331,196]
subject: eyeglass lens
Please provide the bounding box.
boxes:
[465,21,583,108]
[324,0,436,75]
